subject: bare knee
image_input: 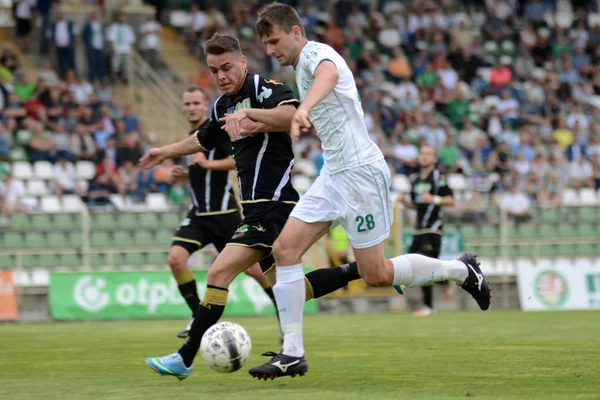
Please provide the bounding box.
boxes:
[273,237,302,266]
[167,250,188,272]
[207,264,236,288]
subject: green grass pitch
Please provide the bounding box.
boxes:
[1,311,599,399]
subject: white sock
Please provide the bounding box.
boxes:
[391,254,468,287]
[274,263,305,357]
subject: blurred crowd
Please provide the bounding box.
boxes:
[185,0,600,220]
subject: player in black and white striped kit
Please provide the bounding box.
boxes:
[168,85,278,339]
[399,145,456,316]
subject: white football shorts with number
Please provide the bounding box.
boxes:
[290,159,393,249]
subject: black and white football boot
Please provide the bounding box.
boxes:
[177,317,193,339]
[248,351,308,380]
[458,252,491,310]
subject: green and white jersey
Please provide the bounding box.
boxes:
[295,41,383,175]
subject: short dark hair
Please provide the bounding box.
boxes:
[183,85,206,97]
[205,33,241,56]
[256,3,305,38]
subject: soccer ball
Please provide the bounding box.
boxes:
[200,321,252,373]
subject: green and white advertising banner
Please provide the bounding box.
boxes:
[402,231,464,260]
[49,270,317,320]
[516,261,600,311]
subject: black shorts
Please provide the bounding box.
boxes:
[227,202,295,273]
[172,210,241,254]
[16,18,31,37]
[408,232,442,258]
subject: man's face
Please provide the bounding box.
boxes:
[419,146,437,168]
[182,91,208,124]
[261,26,302,67]
[206,52,247,96]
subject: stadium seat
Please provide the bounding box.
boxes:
[579,207,597,222]
[501,40,516,55]
[26,179,49,196]
[577,243,597,257]
[147,252,167,265]
[155,229,174,245]
[0,255,13,269]
[68,232,84,248]
[10,147,28,161]
[113,231,134,247]
[12,161,33,180]
[392,175,411,193]
[15,129,32,146]
[10,214,29,230]
[589,13,600,27]
[62,195,85,212]
[53,214,73,230]
[89,253,106,267]
[134,231,154,246]
[19,254,38,268]
[538,223,556,238]
[30,214,52,230]
[291,175,312,194]
[47,233,67,248]
[58,253,81,268]
[92,213,115,230]
[124,252,146,266]
[25,232,46,248]
[561,189,579,206]
[558,224,576,238]
[33,161,54,180]
[146,193,169,211]
[117,213,137,229]
[161,212,181,228]
[447,174,467,191]
[579,188,598,206]
[483,41,499,56]
[556,12,573,28]
[38,254,59,267]
[578,224,597,238]
[91,232,111,248]
[76,161,96,180]
[480,225,499,239]
[499,55,513,66]
[139,213,159,229]
[41,196,62,213]
[517,225,537,238]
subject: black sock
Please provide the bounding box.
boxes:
[177,280,200,316]
[422,285,433,309]
[178,285,228,367]
[304,262,360,300]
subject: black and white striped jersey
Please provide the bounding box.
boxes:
[194,72,300,206]
[186,120,238,216]
[409,169,453,233]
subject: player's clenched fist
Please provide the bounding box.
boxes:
[290,107,312,142]
[139,148,165,169]
[171,165,188,179]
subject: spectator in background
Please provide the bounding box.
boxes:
[121,104,138,133]
[152,158,174,193]
[118,159,139,200]
[48,11,78,79]
[14,73,35,102]
[70,123,95,161]
[168,176,189,207]
[499,185,532,224]
[1,173,27,217]
[569,156,594,188]
[53,154,84,197]
[0,123,11,161]
[438,134,461,174]
[107,13,135,83]
[37,59,60,86]
[139,14,162,69]
[116,133,142,167]
[14,0,36,52]
[186,4,207,49]
[28,119,56,162]
[52,122,73,160]
[1,47,20,74]
[81,11,107,83]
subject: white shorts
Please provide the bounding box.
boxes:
[290,159,393,249]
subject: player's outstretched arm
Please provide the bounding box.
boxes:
[219,105,297,139]
[193,153,235,171]
[139,135,205,169]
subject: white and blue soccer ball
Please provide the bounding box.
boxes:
[200,321,252,373]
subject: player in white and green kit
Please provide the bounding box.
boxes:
[248,3,492,380]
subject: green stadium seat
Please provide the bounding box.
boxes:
[25,232,46,248]
[58,253,81,267]
[556,244,577,258]
[0,255,14,268]
[117,213,138,229]
[578,225,597,239]
[19,254,38,268]
[10,146,28,161]
[124,252,146,266]
[90,253,106,267]
[501,40,516,55]
[577,243,597,257]
[461,225,479,241]
[9,214,29,230]
[538,224,556,238]
[134,231,154,246]
[558,224,576,238]
[38,254,59,267]
[517,225,538,238]
[92,213,116,230]
[3,232,23,248]
[161,212,181,229]
[480,226,499,240]
[91,232,111,248]
[539,245,555,258]
[507,227,519,238]
[515,245,532,258]
[155,230,174,245]
[579,207,597,222]
[53,214,73,231]
[540,209,560,223]
[68,232,84,248]
[112,253,127,266]
[30,215,52,230]
[113,231,134,247]
[139,213,160,229]
[147,252,167,265]
[47,233,67,248]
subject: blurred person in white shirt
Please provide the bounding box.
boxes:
[569,156,594,189]
[139,14,162,69]
[107,13,136,83]
[53,155,85,197]
[1,173,27,217]
[499,185,531,224]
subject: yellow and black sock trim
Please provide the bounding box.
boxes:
[173,269,195,285]
[304,276,315,301]
[201,285,228,307]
